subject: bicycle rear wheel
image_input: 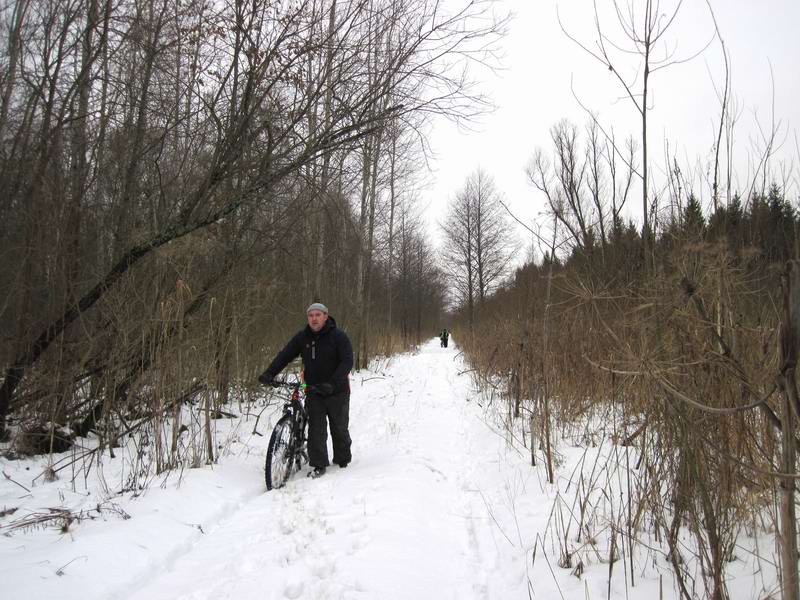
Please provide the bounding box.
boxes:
[265,415,295,490]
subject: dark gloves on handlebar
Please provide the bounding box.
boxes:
[315,382,335,397]
[258,372,275,386]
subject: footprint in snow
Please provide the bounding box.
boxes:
[293,538,311,555]
[284,578,304,599]
[350,520,367,533]
[279,516,295,535]
[308,556,336,579]
[351,534,371,552]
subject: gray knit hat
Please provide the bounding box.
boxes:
[306,302,328,314]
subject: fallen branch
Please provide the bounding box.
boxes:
[3,470,31,493]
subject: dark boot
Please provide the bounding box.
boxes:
[308,466,326,478]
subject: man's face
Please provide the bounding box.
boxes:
[307,310,328,332]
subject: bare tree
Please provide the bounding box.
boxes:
[0,0,508,436]
[527,120,635,264]
[560,0,714,270]
[399,201,443,344]
[441,169,514,327]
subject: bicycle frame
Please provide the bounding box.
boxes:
[284,383,308,470]
[265,379,309,489]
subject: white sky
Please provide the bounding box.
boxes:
[422,0,800,250]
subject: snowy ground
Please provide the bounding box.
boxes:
[0,339,781,599]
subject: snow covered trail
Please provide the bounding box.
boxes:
[8,338,776,599]
[0,336,537,600]
[115,338,500,600]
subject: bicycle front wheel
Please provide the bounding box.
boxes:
[265,415,294,490]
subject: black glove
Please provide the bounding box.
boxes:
[258,372,274,386]
[315,382,335,397]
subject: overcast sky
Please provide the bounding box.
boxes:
[421,0,800,252]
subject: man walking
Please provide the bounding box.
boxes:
[258,303,353,478]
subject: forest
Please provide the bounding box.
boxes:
[440,4,800,598]
[0,0,509,453]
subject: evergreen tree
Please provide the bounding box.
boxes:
[682,193,705,240]
[766,184,794,262]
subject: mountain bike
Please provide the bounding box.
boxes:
[264,380,309,490]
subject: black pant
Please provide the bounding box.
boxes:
[307,392,351,467]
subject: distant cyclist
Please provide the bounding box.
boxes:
[440,328,449,348]
[258,303,353,478]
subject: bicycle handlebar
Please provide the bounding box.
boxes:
[263,379,326,397]
[268,379,303,389]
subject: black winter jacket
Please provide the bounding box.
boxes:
[261,316,353,393]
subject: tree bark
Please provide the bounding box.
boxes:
[778,261,800,600]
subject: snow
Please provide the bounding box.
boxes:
[0,339,781,599]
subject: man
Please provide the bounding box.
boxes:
[258,303,353,479]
